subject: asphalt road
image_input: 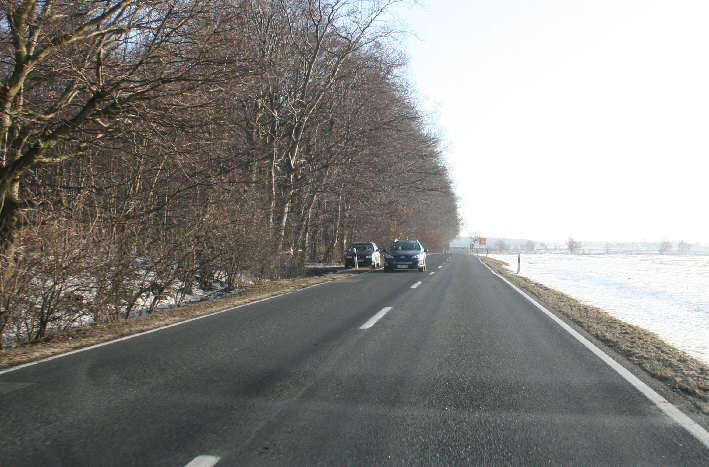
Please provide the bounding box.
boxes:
[1,254,708,465]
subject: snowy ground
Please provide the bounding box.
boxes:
[489,253,709,365]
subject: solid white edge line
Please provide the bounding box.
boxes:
[0,280,337,376]
[478,258,709,450]
[410,281,422,289]
[360,307,393,330]
[185,455,220,467]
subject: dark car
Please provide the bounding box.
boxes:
[344,242,382,268]
[383,239,427,272]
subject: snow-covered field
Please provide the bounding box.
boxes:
[489,253,709,365]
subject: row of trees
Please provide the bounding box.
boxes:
[0,0,459,346]
[658,240,692,254]
[492,238,698,255]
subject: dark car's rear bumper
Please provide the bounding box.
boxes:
[385,258,421,270]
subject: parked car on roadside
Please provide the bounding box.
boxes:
[383,239,427,272]
[344,242,382,268]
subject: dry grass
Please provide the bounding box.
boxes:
[0,271,357,370]
[481,256,709,415]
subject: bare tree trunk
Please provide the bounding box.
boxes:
[296,192,318,253]
[0,180,22,255]
[277,171,295,252]
[0,179,21,342]
[330,190,344,262]
[268,135,278,240]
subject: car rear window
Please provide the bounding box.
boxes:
[390,241,420,251]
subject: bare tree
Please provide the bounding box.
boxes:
[0,0,243,335]
[677,240,691,254]
[240,1,400,255]
[567,237,581,254]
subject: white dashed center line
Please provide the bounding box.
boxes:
[185,455,220,467]
[360,307,393,329]
[410,281,422,289]
[428,272,435,276]
[437,265,443,269]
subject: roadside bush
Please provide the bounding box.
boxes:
[3,215,92,345]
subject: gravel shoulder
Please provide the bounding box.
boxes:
[480,255,708,420]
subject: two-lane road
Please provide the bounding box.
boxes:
[1,254,707,465]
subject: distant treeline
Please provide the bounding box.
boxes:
[0,1,459,346]
[456,237,705,254]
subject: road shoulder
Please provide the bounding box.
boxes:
[479,255,708,426]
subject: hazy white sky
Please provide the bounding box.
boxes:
[390,0,709,244]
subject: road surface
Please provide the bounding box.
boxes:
[1,254,707,465]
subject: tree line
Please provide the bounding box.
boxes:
[0,0,459,346]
